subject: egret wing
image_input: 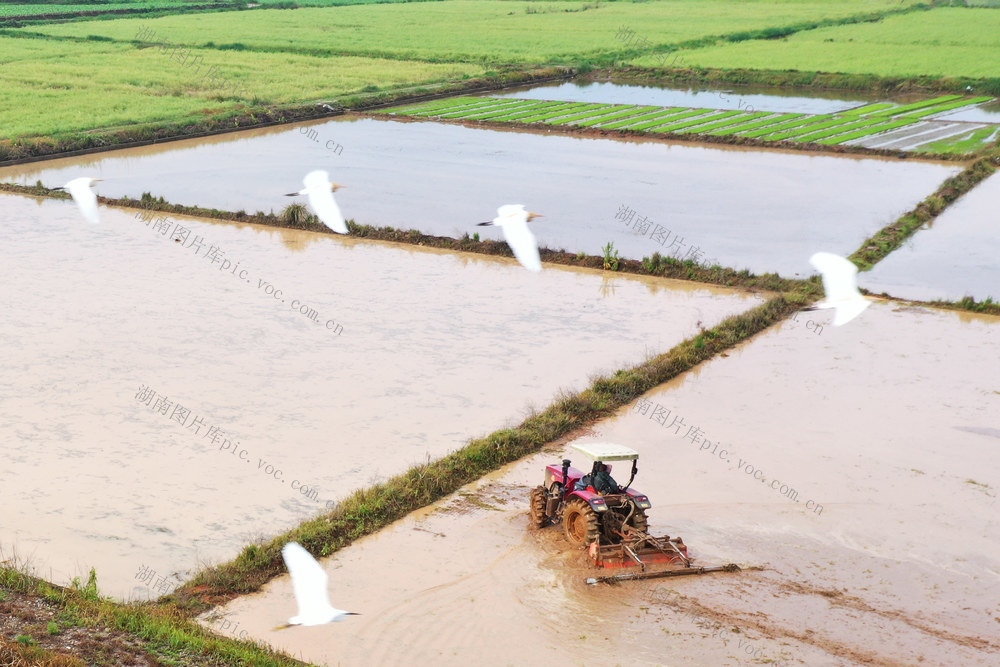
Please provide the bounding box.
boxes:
[501,216,542,272]
[303,170,347,234]
[281,542,333,621]
[809,252,860,305]
[831,298,871,327]
[66,178,99,224]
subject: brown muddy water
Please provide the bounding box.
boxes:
[0,192,756,598]
[861,171,1000,302]
[0,116,959,278]
[211,302,1000,666]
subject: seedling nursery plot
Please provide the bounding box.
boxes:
[380,93,998,153]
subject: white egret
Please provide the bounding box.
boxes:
[805,252,871,326]
[273,542,359,630]
[477,204,543,272]
[285,170,348,234]
[54,177,102,224]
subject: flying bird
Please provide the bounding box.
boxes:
[54,177,102,224]
[478,204,543,272]
[273,542,359,630]
[286,170,348,234]
[804,252,871,326]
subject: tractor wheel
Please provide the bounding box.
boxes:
[529,485,549,528]
[630,505,649,534]
[563,498,600,548]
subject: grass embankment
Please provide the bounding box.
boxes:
[850,148,1000,272]
[0,566,303,666]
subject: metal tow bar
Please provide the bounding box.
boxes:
[586,563,742,585]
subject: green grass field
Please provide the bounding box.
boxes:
[20,0,922,64]
[0,0,969,141]
[630,7,1000,79]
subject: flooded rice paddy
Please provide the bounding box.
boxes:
[493,80,880,115]
[0,115,959,278]
[861,171,1000,302]
[0,192,754,597]
[210,303,1000,666]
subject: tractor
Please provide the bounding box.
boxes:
[529,442,690,569]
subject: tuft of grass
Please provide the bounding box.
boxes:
[602,241,621,271]
[279,202,310,226]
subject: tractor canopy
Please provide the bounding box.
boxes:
[571,442,638,462]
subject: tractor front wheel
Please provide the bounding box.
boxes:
[563,498,600,548]
[529,485,549,528]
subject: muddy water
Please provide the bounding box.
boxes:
[0,116,959,278]
[861,172,1000,302]
[493,80,878,115]
[0,192,755,597]
[212,302,999,666]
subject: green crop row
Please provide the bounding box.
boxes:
[486,101,577,122]
[578,106,659,127]
[627,109,708,132]
[670,110,749,134]
[598,108,687,129]
[816,117,920,144]
[548,104,638,126]
[650,110,732,133]
[676,110,767,134]
[743,114,835,138]
[708,112,802,135]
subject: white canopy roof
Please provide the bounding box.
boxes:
[571,442,638,461]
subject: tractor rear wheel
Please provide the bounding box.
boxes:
[563,498,600,548]
[529,485,548,528]
[630,505,649,534]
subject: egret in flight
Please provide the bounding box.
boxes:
[478,204,543,272]
[805,252,871,326]
[286,170,348,234]
[273,542,359,630]
[54,177,101,224]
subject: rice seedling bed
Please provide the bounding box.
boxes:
[840,102,895,116]
[864,95,964,120]
[743,114,836,138]
[436,99,527,118]
[915,127,1000,154]
[816,117,921,144]
[675,110,766,134]
[598,108,690,129]
[709,112,801,135]
[649,110,733,133]
[896,96,994,119]
[486,101,578,122]
[766,115,870,141]
[512,103,600,123]
[580,106,659,127]
[625,109,709,131]
[454,100,555,121]
[547,105,639,126]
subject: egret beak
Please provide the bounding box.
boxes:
[527,212,543,221]
[284,191,300,197]
[52,187,66,191]
[93,179,104,183]
[331,183,344,192]
[271,623,294,631]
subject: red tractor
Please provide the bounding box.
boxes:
[529,442,690,569]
